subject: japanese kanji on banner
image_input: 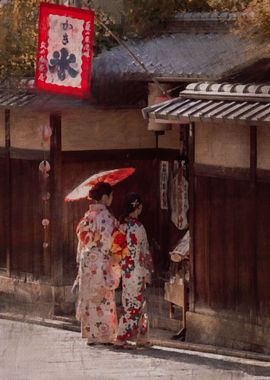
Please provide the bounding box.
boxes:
[35,2,94,98]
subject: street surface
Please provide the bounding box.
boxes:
[0,319,270,380]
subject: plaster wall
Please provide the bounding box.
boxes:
[10,110,49,150]
[0,111,5,147]
[257,126,270,170]
[4,107,165,151]
[61,108,156,151]
[195,122,250,168]
[158,125,181,150]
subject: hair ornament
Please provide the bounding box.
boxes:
[131,199,140,208]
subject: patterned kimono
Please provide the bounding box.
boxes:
[76,203,120,344]
[113,217,152,343]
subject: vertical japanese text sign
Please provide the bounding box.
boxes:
[35,3,94,98]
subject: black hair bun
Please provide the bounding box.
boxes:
[89,182,112,201]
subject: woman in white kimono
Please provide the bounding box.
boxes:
[112,193,153,348]
[75,182,120,345]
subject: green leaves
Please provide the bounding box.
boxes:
[93,8,118,56]
[0,0,40,86]
[0,0,118,86]
[0,0,260,87]
[124,0,210,37]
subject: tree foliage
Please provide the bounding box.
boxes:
[0,0,40,86]
[207,0,250,11]
[236,0,270,40]
[207,0,270,41]
[124,0,210,37]
[0,0,265,87]
[0,0,117,85]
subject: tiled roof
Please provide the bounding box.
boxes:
[142,82,270,126]
[92,20,269,82]
[0,89,88,109]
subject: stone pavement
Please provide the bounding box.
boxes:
[0,319,270,380]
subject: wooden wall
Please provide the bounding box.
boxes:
[0,148,181,284]
[0,106,181,284]
[62,150,181,283]
[0,154,46,278]
[194,173,270,323]
[0,156,6,269]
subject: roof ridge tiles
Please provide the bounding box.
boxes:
[173,11,237,22]
[184,82,270,96]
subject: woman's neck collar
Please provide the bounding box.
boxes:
[128,212,139,220]
[89,202,107,211]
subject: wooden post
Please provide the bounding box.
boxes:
[50,112,63,286]
[188,122,195,312]
[250,125,258,319]
[5,109,11,276]
[250,125,257,185]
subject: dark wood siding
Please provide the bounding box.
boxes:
[10,159,44,277]
[62,154,180,283]
[257,182,270,321]
[0,158,6,269]
[194,174,270,321]
[1,148,180,283]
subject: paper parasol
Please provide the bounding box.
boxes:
[65,167,135,202]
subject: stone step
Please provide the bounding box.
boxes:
[150,315,182,332]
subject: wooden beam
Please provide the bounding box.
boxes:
[188,122,195,312]
[50,112,63,286]
[257,169,270,183]
[10,148,49,161]
[194,164,250,180]
[5,109,11,276]
[62,148,181,163]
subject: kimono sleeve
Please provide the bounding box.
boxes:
[76,213,100,251]
[111,228,129,263]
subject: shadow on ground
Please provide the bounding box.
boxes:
[103,344,270,378]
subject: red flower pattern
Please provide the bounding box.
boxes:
[130,233,137,245]
[80,231,89,245]
[116,216,152,343]
[114,232,126,247]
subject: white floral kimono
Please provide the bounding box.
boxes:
[113,217,152,343]
[76,203,120,344]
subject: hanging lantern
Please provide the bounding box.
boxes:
[38,138,51,251]
[42,125,52,142]
[39,160,51,173]
[41,192,51,201]
[42,218,50,227]
[38,125,52,146]
[148,83,172,131]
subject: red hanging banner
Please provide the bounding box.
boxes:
[35,2,94,98]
